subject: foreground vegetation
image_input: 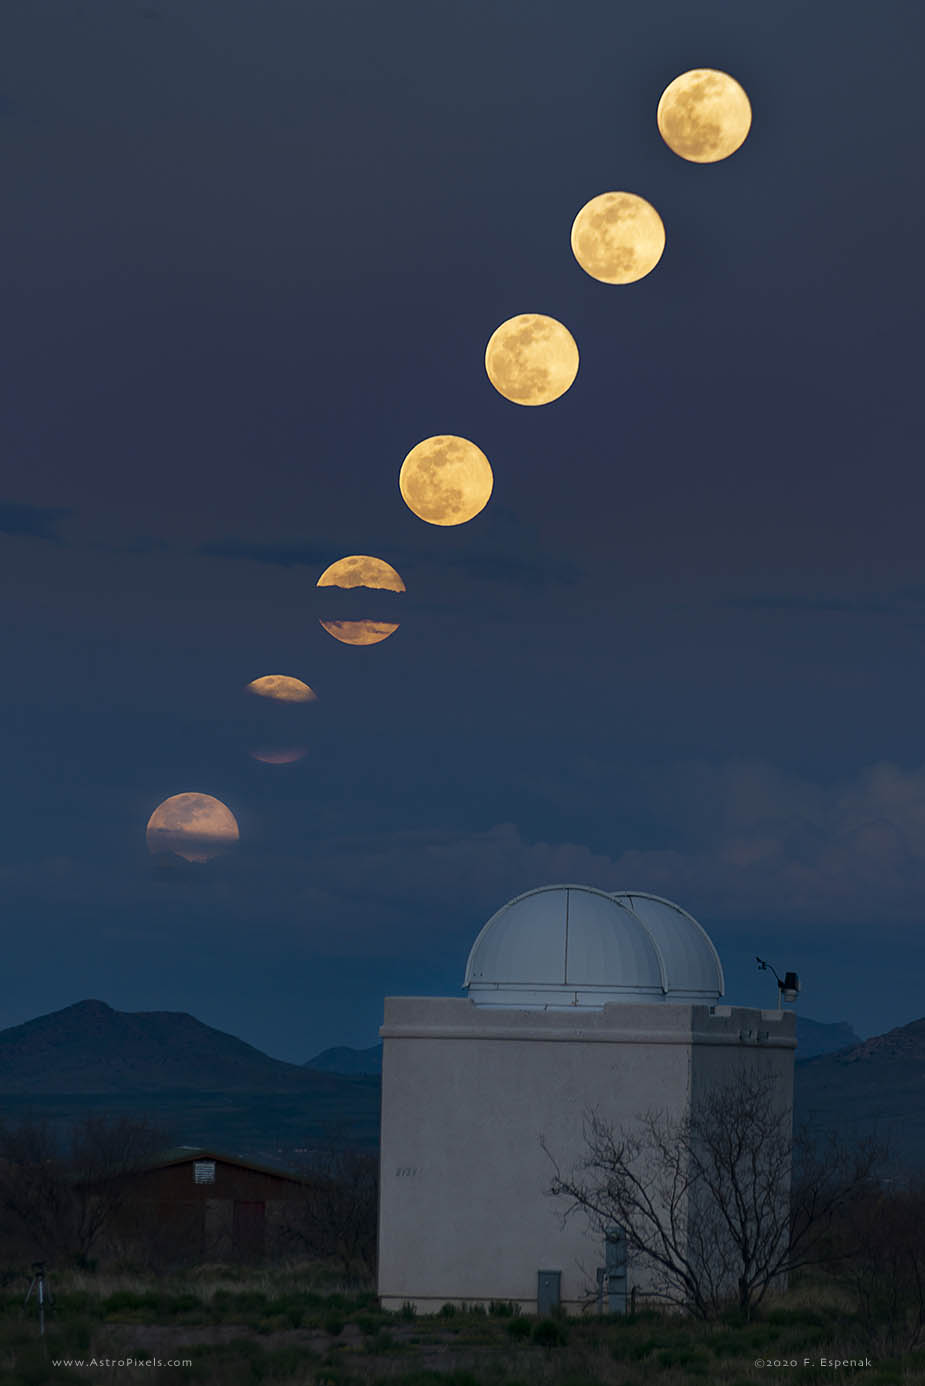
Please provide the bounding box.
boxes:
[1,1113,922,1383]
[0,1260,921,1386]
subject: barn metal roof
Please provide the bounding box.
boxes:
[464,884,724,1009]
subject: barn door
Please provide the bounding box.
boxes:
[232,1200,266,1259]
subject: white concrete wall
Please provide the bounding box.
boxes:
[378,997,795,1314]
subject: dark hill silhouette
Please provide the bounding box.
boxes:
[0,999,351,1094]
[2,1000,922,1175]
[304,1043,382,1075]
[794,1016,862,1060]
[794,1015,925,1178]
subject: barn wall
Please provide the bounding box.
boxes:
[102,1159,325,1264]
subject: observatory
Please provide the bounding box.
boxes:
[378,885,796,1314]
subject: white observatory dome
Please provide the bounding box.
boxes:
[464,884,724,1009]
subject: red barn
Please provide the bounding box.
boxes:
[93,1147,328,1263]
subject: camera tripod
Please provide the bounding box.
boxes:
[24,1261,53,1336]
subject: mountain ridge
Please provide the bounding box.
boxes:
[2,1000,922,1175]
[0,999,349,1094]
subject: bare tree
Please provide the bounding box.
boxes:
[68,1113,171,1263]
[0,1118,72,1263]
[829,1176,925,1353]
[544,1066,884,1320]
[283,1141,378,1278]
[0,1113,170,1267]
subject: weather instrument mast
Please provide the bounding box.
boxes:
[756,956,800,1007]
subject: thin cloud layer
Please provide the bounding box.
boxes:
[8,760,925,945]
[198,534,580,587]
[0,501,71,542]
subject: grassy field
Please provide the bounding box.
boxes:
[0,1261,920,1386]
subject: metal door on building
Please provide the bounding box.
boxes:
[232,1201,266,1259]
[537,1269,561,1314]
[596,1226,627,1314]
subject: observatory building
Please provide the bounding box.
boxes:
[378,885,796,1314]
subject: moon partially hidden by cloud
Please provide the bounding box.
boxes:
[399,435,493,526]
[249,747,308,764]
[317,555,403,644]
[146,793,240,863]
[484,315,579,406]
[571,192,665,285]
[317,555,406,592]
[657,69,751,163]
[320,619,399,646]
[245,675,317,703]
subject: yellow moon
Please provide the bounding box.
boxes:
[317,555,405,592]
[571,192,665,284]
[245,674,317,703]
[484,315,579,406]
[145,792,239,863]
[399,435,493,525]
[657,69,751,162]
[249,747,307,764]
[320,619,399,646]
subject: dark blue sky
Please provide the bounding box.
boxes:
[2,0,923,1061]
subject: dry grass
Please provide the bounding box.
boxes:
[55,1256,355,1304]
[1,1261,922,1386]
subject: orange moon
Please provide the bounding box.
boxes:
[249,747,308,764]
[320,619,399,646]
[145,793,240,863]
[317,555,405,592]
[399,435,493,525]
[657,69,751,163]
[570,192,665,284]
[245,675,317,703]
[484,315,579,406]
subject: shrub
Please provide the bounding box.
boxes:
[364,1328,394,1352]
[488,1299,518,1316]
[764,1306,826,1327]
[438,1302,457,1317]
[657,1347,710,1374]
[506,1315,532,1340]
[355,1312,386,1334]
[532,1316,568,1347]
[324,1311,345,1336]
[399,1300,417,1320]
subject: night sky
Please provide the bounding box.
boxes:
[2,0,924,1063]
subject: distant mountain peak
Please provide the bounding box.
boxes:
[838,1014,925,1063]
[304,1043,382,1076]
[0,999,344,1095]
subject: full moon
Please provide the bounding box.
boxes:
[657,69,751,162]
[317,555,406,592]
[484,315,579,406]
[320,619,399,646]
[399,435,493,525]
[146,792,240,863]
[571,193,665,284]
[245,675,317,703]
